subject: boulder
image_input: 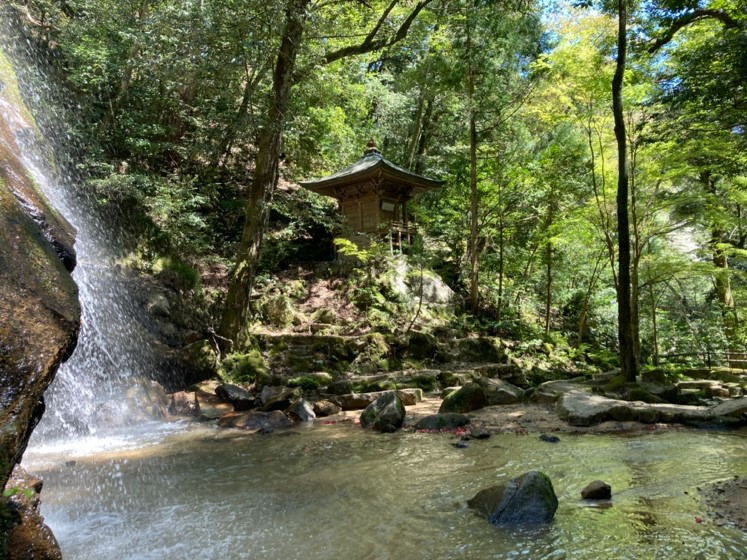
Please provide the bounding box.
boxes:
[288,399,316,422]
[360,392,406,433]
[415,413,471,431]
[312,400,342,417]
[557,390,747,427]
[476,377,524,405]
[326,380,354,395]
[168,391,200,417]
[468,471,559,525]
[581,480,611,500]
[260,386,302,411]
[217,410,293,432]
[3,467,62,560]
[215,383,256,411]
[124,378,169,421]
[439,382,487,413]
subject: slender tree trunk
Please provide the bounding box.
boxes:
[700,171,737,343]
[497,213,505,322]
[407,93,426,169]
[578,251,605,346]
[468,113,479,313]
[466,17,480,313]
[649,283,659,366]
[612,0,638,381]
[544,243,552,334]
[413,99,433,175]
[219,0,309,344]
[544,187,555,335]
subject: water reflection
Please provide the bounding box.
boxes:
[23,426,747,560]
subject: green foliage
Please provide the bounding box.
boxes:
[2,487,33,499]
[287,375,324,391]
[11,0,747,369]
[219,350,269,385]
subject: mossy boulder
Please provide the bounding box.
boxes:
[439,382,488,413]
[182,339,218,378]
[476,377,524,405]
[401,331,441,362]
[450,337,503,363]
[351,333,392,373]
[359,392,406,432]
[468,471,558,525]
[219,350,270,386]
[261,294,296,328]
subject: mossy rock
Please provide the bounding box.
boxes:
[182,339,219,377]
[450,337,504,363]
[287,372,334,391]
[439,382,488,414]
[351,333,393,374]
[468,471,558,525]
[261,294,296,328]
[359,392,406,432]
[402,331,441,361]
[219,350,270,386]
[311,308,337,325]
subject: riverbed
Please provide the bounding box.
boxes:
[23,422,747,559]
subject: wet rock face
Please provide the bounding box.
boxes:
[468,471,559,525]
[0,106,80,491]
[581,480,611,500]
[3,466,61,560]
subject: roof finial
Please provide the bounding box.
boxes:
[364,139,381,156]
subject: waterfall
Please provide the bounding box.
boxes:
[0,19,170,440]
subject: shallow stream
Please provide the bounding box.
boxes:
[23,423,747,559]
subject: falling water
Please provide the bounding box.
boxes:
[0,18,168,440]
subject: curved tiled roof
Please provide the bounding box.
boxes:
[300,146,444,197]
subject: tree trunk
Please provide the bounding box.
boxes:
[497,213,505,322]
[700,171,738,343]
[544,242,552,334]
[577,252,605,346]
[649,283,659,366]
[413,99,434,175]
[466,18,479,314]
[219,0,309,344]
[612,0,638,381]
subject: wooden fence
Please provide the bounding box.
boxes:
[658,351,747,370]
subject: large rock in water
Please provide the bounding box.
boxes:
[0,62,80,557]
[468,471,559,525]
[439,382,487,413]
[360,392,406,432]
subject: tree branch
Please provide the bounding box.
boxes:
[648,9,744,54]
[321,0,434,65]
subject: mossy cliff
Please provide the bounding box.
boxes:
[0,50,80,556]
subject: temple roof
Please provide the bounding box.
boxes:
[300,141,444,198]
